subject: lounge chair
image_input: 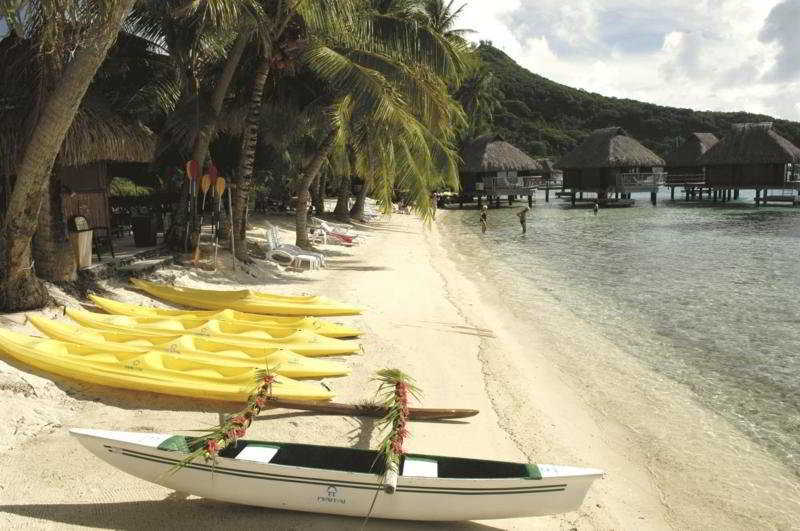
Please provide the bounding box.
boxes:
[265,226,326,270]
[309,218,359,245]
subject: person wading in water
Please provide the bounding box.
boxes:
[480,205,488,233]
[593,201,599,215]
[517,206,530,234]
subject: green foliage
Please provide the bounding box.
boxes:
[476,43,800,158]
[108,177,153,197]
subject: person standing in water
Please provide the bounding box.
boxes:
[517,206,530,234]
[593,201,599,215]
[480,205,488,233]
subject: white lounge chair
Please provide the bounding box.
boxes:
[265,226,325,270]
[309,218,360,245]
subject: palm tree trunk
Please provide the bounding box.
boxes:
[0,0,135,312]
[232,50,271,260]
[311,173,324,215]
[350,179,368,220]
[334,174,351,221]
[296,131,337,249]
[32,171,76,281]
[191,30,249,169]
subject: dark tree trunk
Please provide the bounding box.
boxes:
[350,180,368,220]
[334,174,351,222]
[0,0,135,311]
[232,51,271,260]
[191,31,249,169]
[32,171,76,281]
[296,131,337,249]
[311,173,324,215]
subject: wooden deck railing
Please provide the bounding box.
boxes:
[616,172,666,191]
[664,173,706,186]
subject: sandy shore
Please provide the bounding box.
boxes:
[0,211,797,529]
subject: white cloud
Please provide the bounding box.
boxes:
[457,0,800,120]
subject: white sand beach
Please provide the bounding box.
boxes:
[0,212,798,529]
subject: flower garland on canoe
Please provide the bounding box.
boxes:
[373,369,421,491]
[168,367,420,482]
[168,368,276,473]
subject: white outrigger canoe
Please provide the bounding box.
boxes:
[71,428,602,521]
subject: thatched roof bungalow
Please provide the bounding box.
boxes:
[0,34,156,214]
[665,133,718,175]
[558,127,665,193]
[459,133,541,197]
[0,34,156,280]
[698,123,800,188]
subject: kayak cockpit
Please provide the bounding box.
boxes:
[157,436,541,480]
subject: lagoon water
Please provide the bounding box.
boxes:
[442,191,800,477]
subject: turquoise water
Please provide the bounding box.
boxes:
[442,192,800,476]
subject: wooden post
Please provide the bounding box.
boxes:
[755,188,760,207]
[508,195,513,206]
[477,195,482,208]
[670,187,675,200]
[545,181,550,203]
[527,194,533,207]
[571,191,576,206]
[734,189,739,199]
[579,191,583,200]
[651,191,657,205]
[713,189,718,202]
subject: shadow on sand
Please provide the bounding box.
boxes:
[0,499,502,530]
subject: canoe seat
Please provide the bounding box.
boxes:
[235,444,281,464]
[402,457,438,478]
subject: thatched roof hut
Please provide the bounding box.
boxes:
[0,35,156,177]
[461,133,542,173]
[665,133,718,170]
[558,127,664,169]
[459,133,541,198]
[698,123,800,188]
[700,123,800,165]
[558,127,664,193]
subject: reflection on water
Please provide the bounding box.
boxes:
[443,192,800,475]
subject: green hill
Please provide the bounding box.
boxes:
[478,43,800,158]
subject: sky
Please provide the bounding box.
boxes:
[455,0,800,121]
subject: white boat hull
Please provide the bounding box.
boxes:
[70,429,601,521]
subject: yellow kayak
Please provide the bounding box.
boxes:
[90,295,361,338]
[0,329,334,402]
[65,308,360,357]
[130,279,362,316]
[27,316,350,379]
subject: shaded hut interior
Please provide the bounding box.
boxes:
[557,127,665,198]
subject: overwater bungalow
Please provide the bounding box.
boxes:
[698,123,800,205]
[458,133,541,208]
[664,133,719,200]
[558,127,666,206]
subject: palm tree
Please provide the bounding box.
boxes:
[282,0,468,247]
[423,0,473,41]
[0,0,137,311]
[454,60,503,140]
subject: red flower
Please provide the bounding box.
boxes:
[390,439,404,455]
[206,439,220,456]
[255,397,267,408]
